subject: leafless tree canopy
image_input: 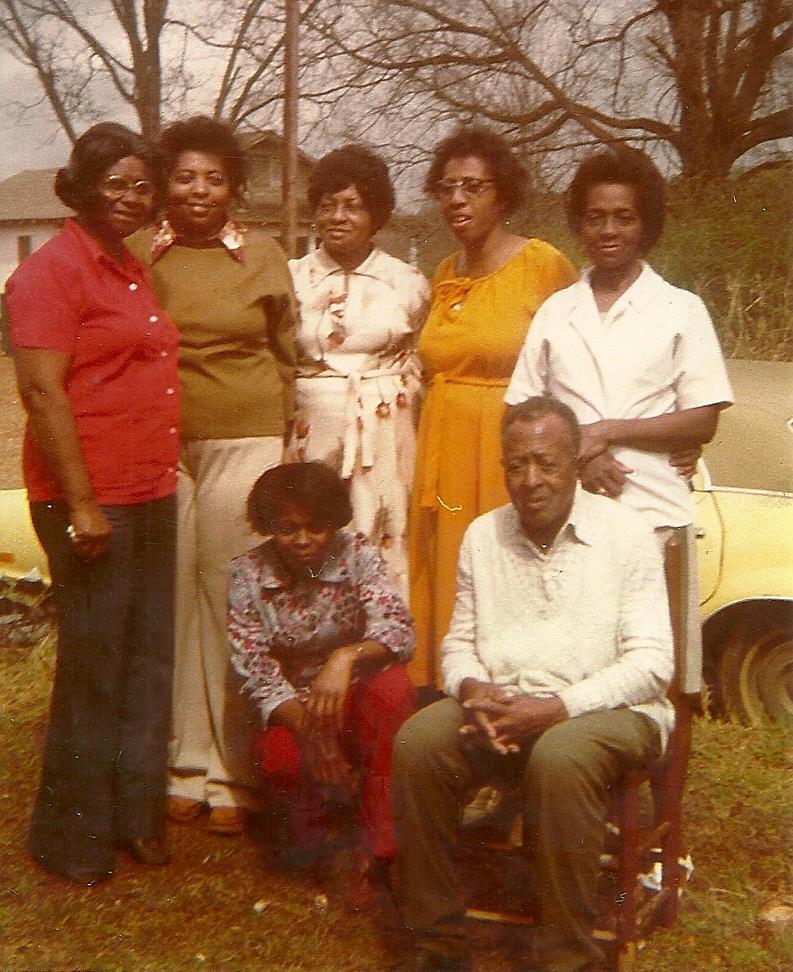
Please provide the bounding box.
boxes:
[312,0,793,179]
[0,0,790,178]
[0,0,324,140]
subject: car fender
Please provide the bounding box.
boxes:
[0,488,48,581]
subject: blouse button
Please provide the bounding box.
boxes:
[169,427,177,435]
[166,387,175,396]
[149,314,158,323]
[451,302,462,312]
[160,350,167,358]
[128,282,138,292]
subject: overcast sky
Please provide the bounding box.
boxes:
[0,50,72,180]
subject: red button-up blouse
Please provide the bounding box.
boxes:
[6,219,180,505]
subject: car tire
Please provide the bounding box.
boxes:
[716,616,793,726]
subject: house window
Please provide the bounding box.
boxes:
[17,235,32,262]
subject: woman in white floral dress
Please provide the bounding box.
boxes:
[288,145,429,594]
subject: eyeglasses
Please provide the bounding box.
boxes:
[433,178,495,199]
[100,176,155,199]
[317,199,367,218]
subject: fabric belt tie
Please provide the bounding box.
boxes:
[297,367,408,480]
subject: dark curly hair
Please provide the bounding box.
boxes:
[307,145,395,231]
[158,115,248,198]
[54,122,160,215]
[566,146,666,251]
[247,462,353,536]
[424,125,527,215]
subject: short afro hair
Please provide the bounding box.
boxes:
[424,125,527,215]
[54,122,160,215]
[566,146,666,251]
[308,144,395,231]
[501,396,581,455]
[247,462,353,536]
[158,115,248,198]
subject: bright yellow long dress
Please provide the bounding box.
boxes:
[408,239,577,686]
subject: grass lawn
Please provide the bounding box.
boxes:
[1,632,791,971]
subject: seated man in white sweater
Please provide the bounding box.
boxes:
[391,397,673,972]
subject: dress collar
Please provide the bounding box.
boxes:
[149,217,247,263]
[256,533,351,589]
[310,244,382,281]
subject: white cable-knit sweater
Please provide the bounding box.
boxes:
[441,487,675,749]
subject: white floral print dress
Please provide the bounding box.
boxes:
[287,245,429,595]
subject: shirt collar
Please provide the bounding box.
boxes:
[311,244,384,281]
[576,260,663,312]
[149,217,247,263]
[508,484,595,555]
[257,533,350,589]
[565,485,598,546]
[65,217,146,280]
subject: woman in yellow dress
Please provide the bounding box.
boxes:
[409,126,577,686]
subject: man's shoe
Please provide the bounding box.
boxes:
[207,805,248,835]
[122,836,170,867]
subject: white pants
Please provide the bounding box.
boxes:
[655,524,703,694]
[168,436,282,809]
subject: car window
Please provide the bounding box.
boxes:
[702,360,793,493]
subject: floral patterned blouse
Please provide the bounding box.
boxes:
[228,530,415,725]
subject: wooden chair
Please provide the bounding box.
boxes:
[608,533,692,971]
[463,536,693,971]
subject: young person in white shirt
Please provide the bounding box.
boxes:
[506,146,733,693]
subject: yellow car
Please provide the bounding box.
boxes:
[696,359,793,726]
[0,487,48,580]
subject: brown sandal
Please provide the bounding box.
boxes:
[207,805,249,835]
[166,796,204,824]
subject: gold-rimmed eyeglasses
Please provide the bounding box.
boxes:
[433,178,495,199]
[100,175,156,199]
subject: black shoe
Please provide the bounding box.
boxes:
[390,948,473,972]
[57,866,114,887]
[122,836,170,867]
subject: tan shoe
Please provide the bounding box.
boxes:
[207,805,249,835]
[166,796,204,824]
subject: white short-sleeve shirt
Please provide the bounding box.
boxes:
[505,263,734,526]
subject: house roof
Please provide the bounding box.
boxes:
[238,129,315,167]
[0,169,71,223]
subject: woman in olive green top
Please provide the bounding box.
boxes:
[128,116,296,834]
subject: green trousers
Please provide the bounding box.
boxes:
[392,699,661,969]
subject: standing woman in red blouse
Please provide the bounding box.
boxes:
[6,123,180,885]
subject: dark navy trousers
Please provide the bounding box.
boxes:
[27,495,176,878]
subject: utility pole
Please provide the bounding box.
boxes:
[282,0,299,258]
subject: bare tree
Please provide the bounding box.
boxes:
[313,0,793,179]
[0,0,323,141]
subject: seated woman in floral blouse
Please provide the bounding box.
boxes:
[227,461,415,897]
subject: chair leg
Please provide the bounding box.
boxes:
[616,779,641,947]
[617,942,636,972]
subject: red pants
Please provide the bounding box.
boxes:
[253,664,415,859]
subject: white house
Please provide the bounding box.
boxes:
[0,169,70,289]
